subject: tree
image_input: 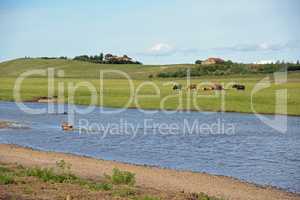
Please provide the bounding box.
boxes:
[99,53,104,62]
[297,60,300,65]
[195,60,202,64]
[74,53,141,64]
[225,60,233,65]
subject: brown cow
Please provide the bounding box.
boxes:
[203,87,214,91]
[187,84,197,90]
[214,84,223,90]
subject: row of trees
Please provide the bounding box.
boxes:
[195,59,300,65]
[73,53,142,64]
[25,56,68,60]
[157,63,300,78]
[30,53,142,65]
[73,54,104,63]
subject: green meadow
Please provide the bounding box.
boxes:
[0,58,299,115]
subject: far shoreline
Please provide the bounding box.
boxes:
[0,144,299,200]
[1,100,300,117]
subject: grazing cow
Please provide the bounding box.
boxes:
[173,84,182,91]
[232,84,245,90]
[214,84,223,90]
[203,87,214,91]
[187,84,197,90]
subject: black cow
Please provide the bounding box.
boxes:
[173,84,182,91]
[232,84,245,90]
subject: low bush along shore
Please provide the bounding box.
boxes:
[0,161,221,200]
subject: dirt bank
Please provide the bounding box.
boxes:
[0,144,299,200]
[0,121,9,129]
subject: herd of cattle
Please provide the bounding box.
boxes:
[173,83,245,91]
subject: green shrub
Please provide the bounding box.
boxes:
[56,160,71,173]
[136,196,160,200]
[110,168,136,185]
[288,64,300,71]
[0,166,11,174]
[157,63,289,78]
[113,186,136,197]
[25,167,77,183]
[187,192,223,200]
[0,173,14,185]
[88,182,113,191]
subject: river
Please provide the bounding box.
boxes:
[0,101,299,193]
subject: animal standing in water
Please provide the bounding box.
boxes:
[61,122,73,131]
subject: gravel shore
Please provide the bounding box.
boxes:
[0,144,299,200]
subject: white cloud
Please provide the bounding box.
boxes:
[143,43,201,57]
[147,43,175,56]
[219,41,300,52]
[150,43,171,52]
[254,60,275,64]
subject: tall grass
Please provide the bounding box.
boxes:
[0,173,15,184]
[109,168,136,186]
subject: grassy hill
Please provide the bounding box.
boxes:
[0,58,191,79]
[0,58,300,115]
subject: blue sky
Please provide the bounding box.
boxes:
[0,0,299,64]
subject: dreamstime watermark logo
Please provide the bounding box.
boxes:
[251,71,287,133]
[78,118,235,138]
[12,68,289,136]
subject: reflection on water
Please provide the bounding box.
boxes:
[0,101,299,193]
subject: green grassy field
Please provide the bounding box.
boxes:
[0,58,299,115]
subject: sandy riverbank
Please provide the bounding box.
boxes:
[0,144,299,200]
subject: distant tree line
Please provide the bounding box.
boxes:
[31,53,142,64]
[73,54,104,63]
[73,53,142,64]
[25,56,68,60]
[157,62,300,78]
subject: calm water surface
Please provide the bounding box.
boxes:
[0,101,299,193]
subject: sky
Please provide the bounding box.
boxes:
[0,0,299,64]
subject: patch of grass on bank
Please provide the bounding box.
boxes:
[135,196,161,200]
[113,186,137,198]
[23,160,113,191]
[0,161,224,200]
[187,192,223,200]
[0,165,15,185]
[0,166,12,173]
[24,167,78,183]
[0,173,15,184]
[108,168,136,186]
